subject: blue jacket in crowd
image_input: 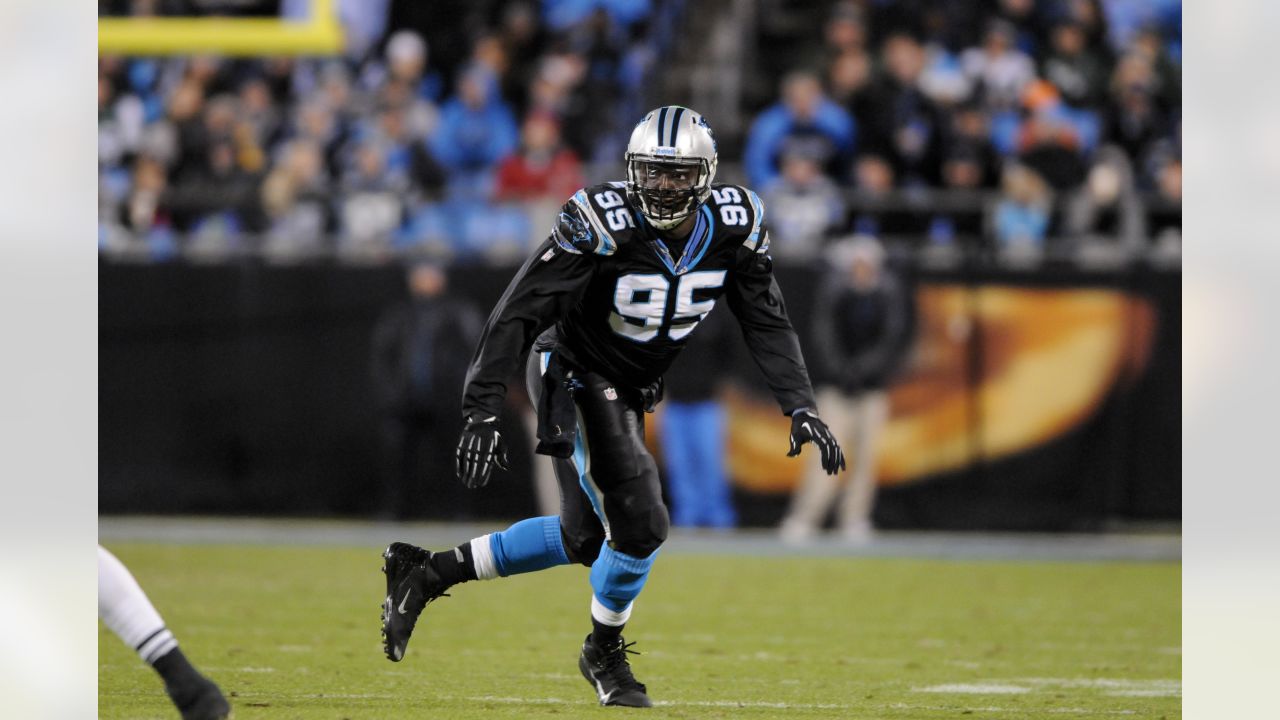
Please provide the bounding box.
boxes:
[744,100,857,190]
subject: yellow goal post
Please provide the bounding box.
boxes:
[99,0,344,56]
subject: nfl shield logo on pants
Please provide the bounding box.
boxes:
[604,387,617,400]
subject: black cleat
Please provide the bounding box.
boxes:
[165,673,231,720]
[578,634,652,708]
[380,542,450,662]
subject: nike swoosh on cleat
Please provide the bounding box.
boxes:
[398,588,413,614]
[595,679,614,705]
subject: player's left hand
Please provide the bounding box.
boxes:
[455,417,510,488]
[787,409,846,476]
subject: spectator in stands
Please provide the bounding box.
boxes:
[781,235,911,543]
[470,33,511,90]
[1063,0,1116,63]
[991,164,1053,264]
[497,2,549,116]
[318,61,358,128]
[259,139,332,258]
[237,76,283,153]
[944,102,1001,189]
[936,144,993,240]
[1103,53,1168,168]
[917,40,974,108]
[1155,155,1180,204]
[292,98,346,180]
[1015,80,1088,190]
[162,91,269,246]
[493,111,585,202]
[527,53,594,159]
[165,80,208,184]
[363,94,445,202]
[762,144,846,261]
[847,154,895,238]
[1147,152,1181,261]
[375,69,439,141]
[1041,19,1111,110]
[961,19,1036,112]
[371,262,484,519]
[181,55,232,97]
[1099,0,1180,55]
[1063,145,1147,264]
[113,154,177,260]
[826,48,873,109]
[429,65,519,200]
[542,0,651,33]
[98,66,149,171]
[857,32,946,188]
[566,9,630,162]
[1129,24,1180,110]
[744,71,856,190]
[383,29,443,104]
[798,2,869,80]
[992,0,1045,54]
[338,138,409,257]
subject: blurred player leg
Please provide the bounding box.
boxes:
[523,404,562,517]
[98,546,230,720]
[659,402,702,527]
[689,400,735,528]
[837,391,889,542]
[780,387,854,541]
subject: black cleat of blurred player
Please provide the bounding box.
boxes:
[381,542,449,662]
[165,674,231,720]
[154,649,231,720]
[579,634,651,708]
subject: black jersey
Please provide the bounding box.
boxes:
[461,181,817,420]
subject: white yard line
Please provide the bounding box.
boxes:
[888,703,1138,715]
[916,677,1181,699]
[916,683,1030,694]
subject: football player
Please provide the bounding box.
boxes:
[380,106,844,708]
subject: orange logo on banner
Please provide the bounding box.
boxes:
[650,285,1156,494]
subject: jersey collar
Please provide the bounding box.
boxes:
[642,204,715,276]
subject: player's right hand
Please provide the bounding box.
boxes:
[455,417,510,488]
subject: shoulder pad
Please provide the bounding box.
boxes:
[553,183,639,256]
[706,184,769,253]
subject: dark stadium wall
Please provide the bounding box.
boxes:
[99,260,1180,529]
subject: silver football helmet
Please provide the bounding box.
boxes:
[625,106,719,230]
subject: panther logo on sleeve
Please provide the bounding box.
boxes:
[551,210,597,255]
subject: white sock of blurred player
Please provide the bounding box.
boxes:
[98,545,177,663]
[98,545,230,719]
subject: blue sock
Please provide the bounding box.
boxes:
[588,543,658,634]
[469,516,570,579]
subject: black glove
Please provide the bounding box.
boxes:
[787,408,846,476]
[455,417,510,488]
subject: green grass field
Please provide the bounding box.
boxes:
[98,543,1179,719]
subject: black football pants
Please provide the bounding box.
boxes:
[525,350,670,566]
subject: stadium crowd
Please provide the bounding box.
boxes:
[749,0,1181,265]
[99,0,677,261]
[98,0,1180,267]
